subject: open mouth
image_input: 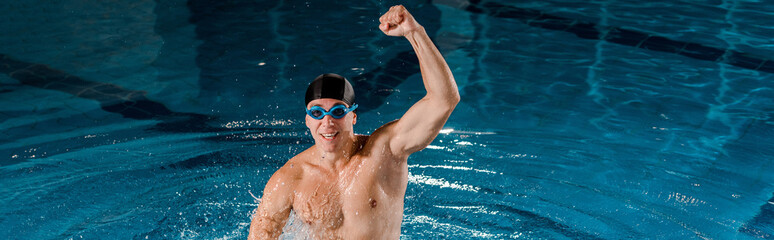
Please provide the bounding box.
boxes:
[320,132,338,140]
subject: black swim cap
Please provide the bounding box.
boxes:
[305,73,355,107]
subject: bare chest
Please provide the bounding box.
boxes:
[291,160,390,234]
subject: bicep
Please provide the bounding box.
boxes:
[248,169,295,239]
[389,96,456,155]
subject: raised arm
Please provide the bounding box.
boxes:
[379,5,460,156]
[247,166,296,240]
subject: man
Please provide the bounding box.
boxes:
[248,5,459,239]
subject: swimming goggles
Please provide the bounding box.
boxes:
[306,104,358,120]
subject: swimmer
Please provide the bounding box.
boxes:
[248,5,459,239]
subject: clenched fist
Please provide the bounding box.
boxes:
[379,5,423,37]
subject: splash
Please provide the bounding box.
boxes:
[279,210,312,240]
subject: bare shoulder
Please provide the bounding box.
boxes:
[265,147,313,186]
[250,148,312,239]
[360,120,404,157]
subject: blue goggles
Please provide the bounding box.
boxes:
[306,104,358,120]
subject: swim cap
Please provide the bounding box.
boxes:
[305,73,356,107]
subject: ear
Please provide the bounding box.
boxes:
[352,113,357,125]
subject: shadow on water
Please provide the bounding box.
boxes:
[463,0,774,74]
[489,203,605,239]
[0,54,196,121]
[0,1,437,167]
[0,53,305,167]
[1,1,444,130]
[1,51,429,147]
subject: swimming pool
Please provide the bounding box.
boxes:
[1,0,773,239]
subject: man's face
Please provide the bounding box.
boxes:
[305,98,357,153]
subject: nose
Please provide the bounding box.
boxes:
[320,115,336,126]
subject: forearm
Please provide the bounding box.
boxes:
[405,27,460,104]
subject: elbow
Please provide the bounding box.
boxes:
[425,88,460,111]
[439,87,461,104]
[444,90,460,110]
[438,91,461,110]
[450,90,461,105]
[439,93,459,115]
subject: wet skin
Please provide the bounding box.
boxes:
[249,5,459,239]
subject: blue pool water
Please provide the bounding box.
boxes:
[1,0,773,239]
